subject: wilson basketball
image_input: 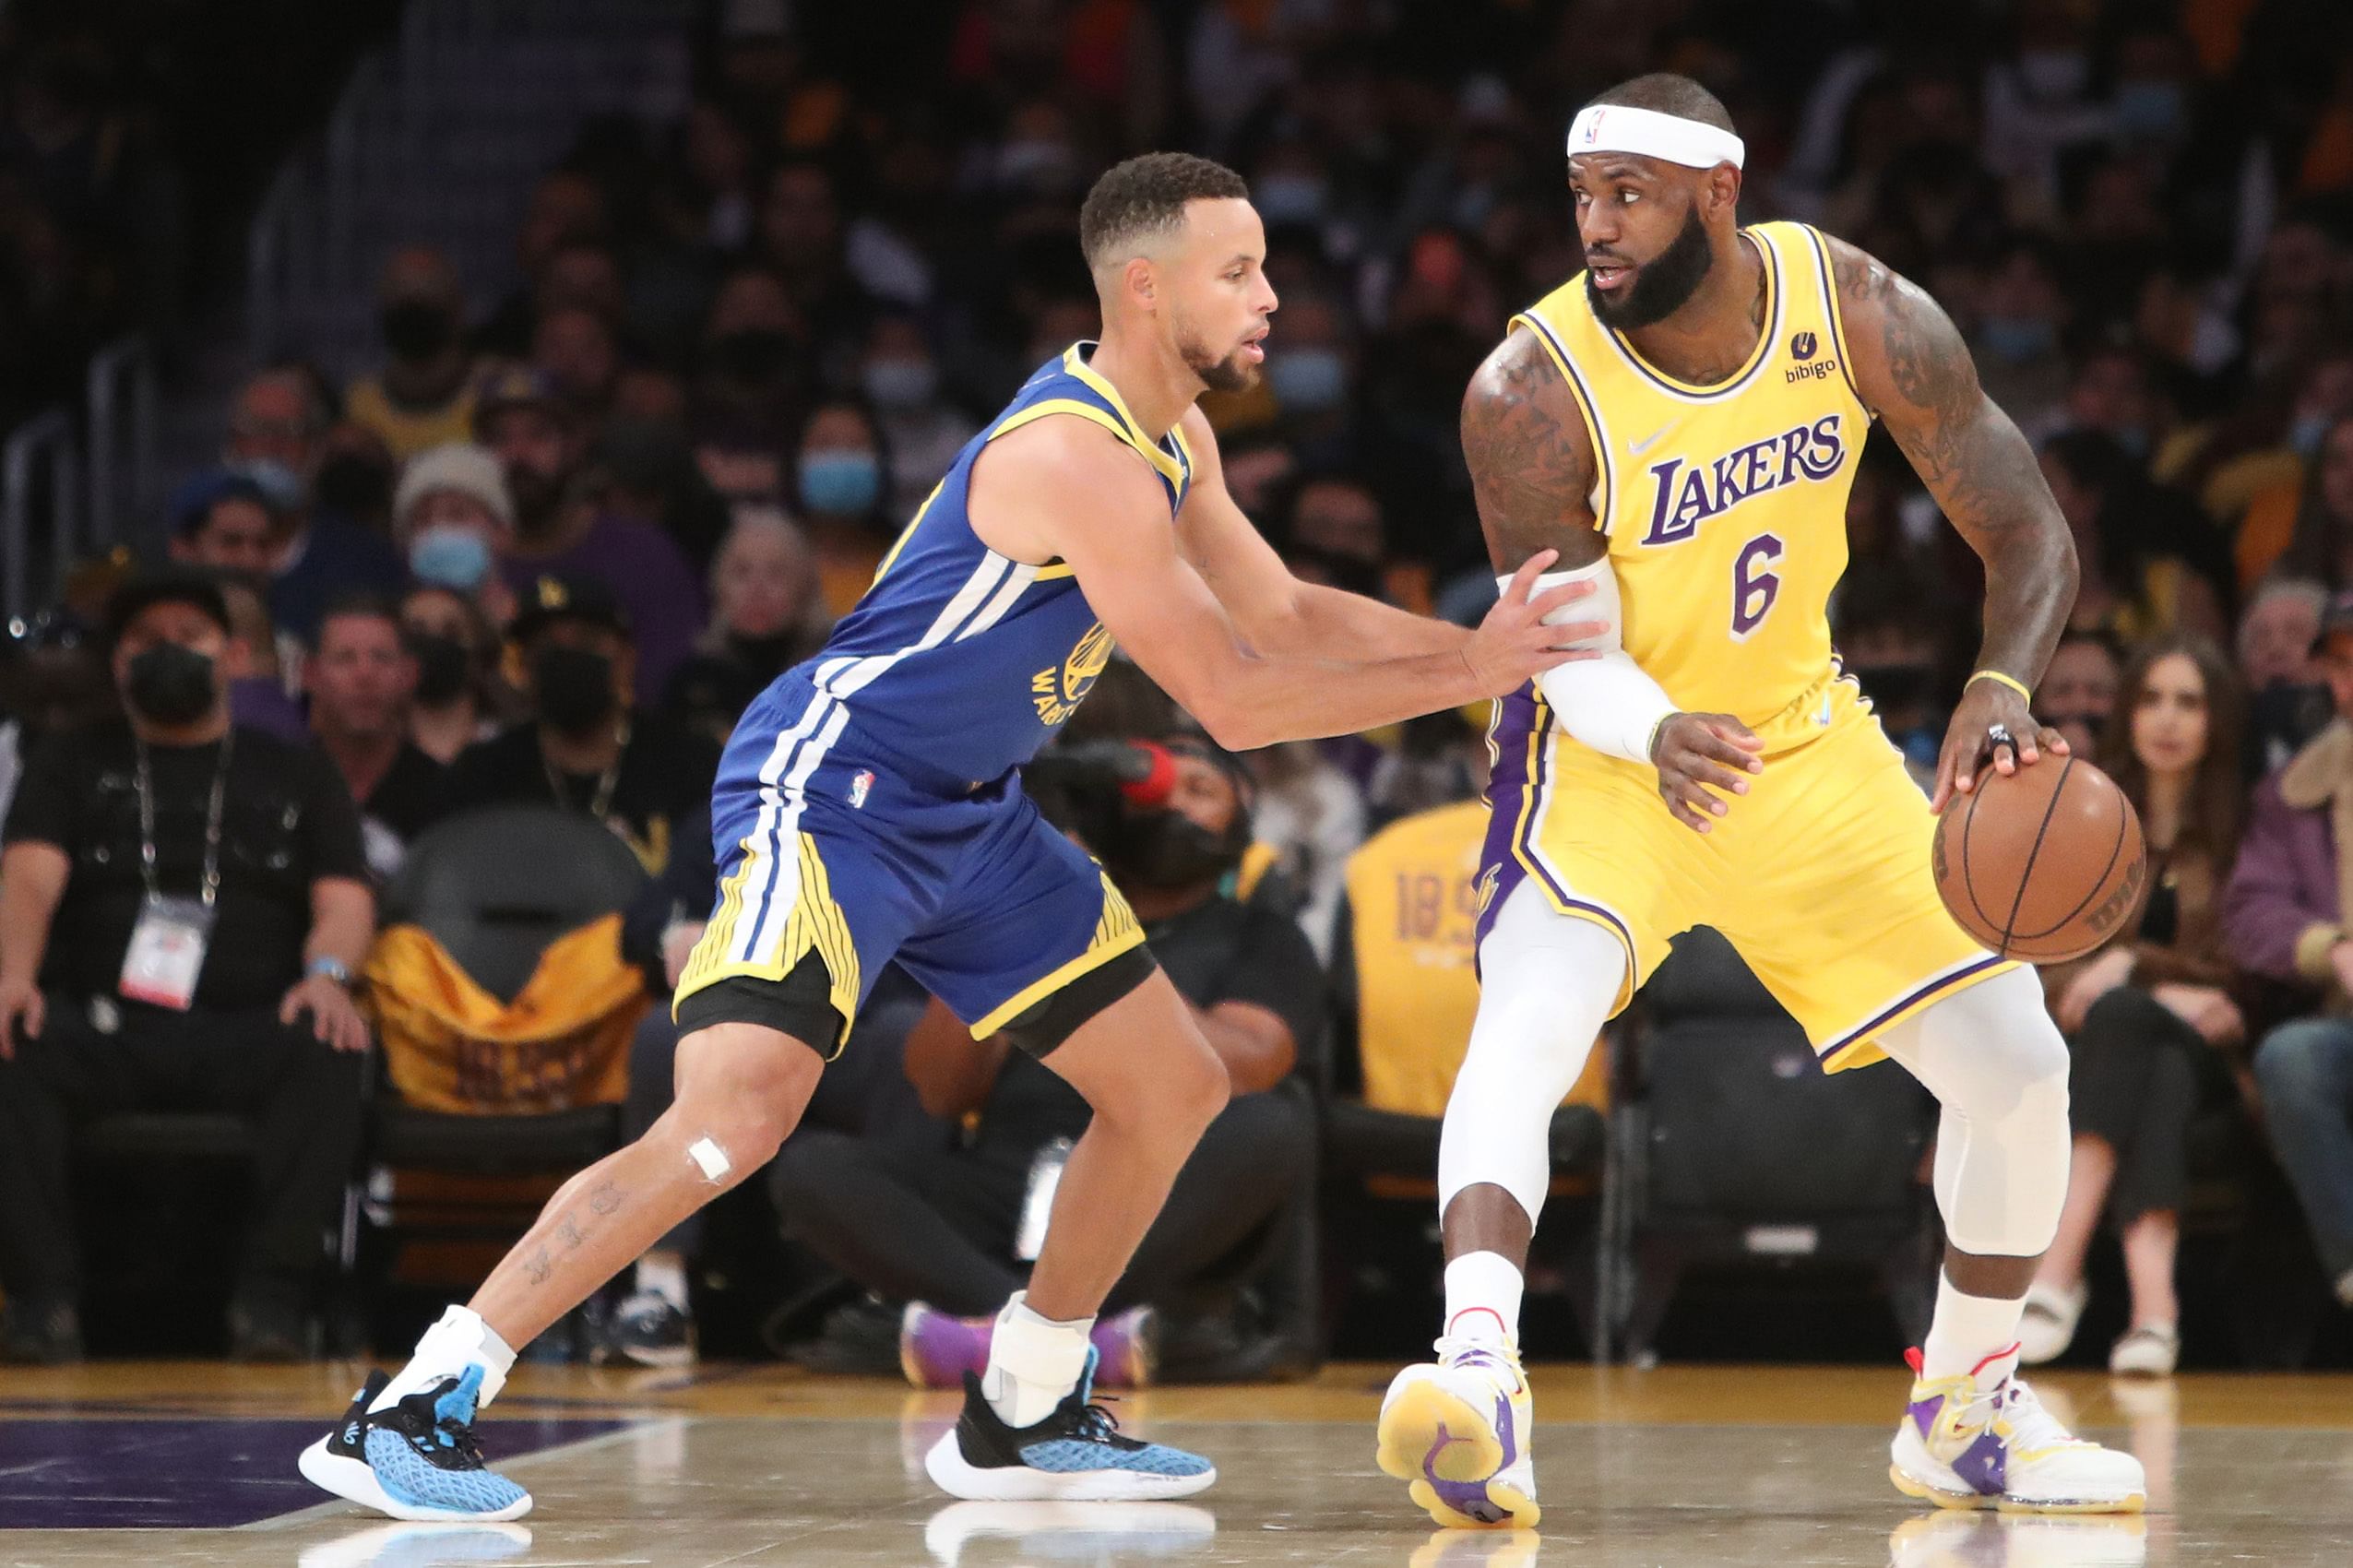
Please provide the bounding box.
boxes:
[1931,756,2147,963]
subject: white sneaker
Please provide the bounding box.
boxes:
[1889,1346,2146,1515]
[2105,1324,2177,1378]
[1889,1511,2148,1566]
[1376,1335,1538,1529]
[2016,1281,2086,1366]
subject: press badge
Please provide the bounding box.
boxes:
[118,895,216,1010]
[1014,1136,1075,1263]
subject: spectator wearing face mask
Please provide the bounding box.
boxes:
[398,586,503,766]
[690,265,807,502]
[2038,627,2124,762]
[1260,291,1358,468]
[774,734,1322,1384]
[223,369,406,647]
[861,312,977,519]
[0,570,373,1363]
[346,247,480,463]
[2240,577,2335,775]
[477,366,706,705]
[793,398,897,618]
[393,443,517,628]
[661,506,831,746]
[307,596,447,879]
[442,574,719,878]
[531,303,622,432]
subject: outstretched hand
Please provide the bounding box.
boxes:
[1931,678,2068,815]
[1460,551,1608,696]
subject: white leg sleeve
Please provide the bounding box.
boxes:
[1873,965,2071,1258]
[1436,878,1629,1225]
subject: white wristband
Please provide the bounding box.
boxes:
[1498,563,1680,764]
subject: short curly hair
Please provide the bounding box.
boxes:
[1078,153,1249,271]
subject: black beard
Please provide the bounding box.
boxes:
[1586,207,1715,330]
[1181,328,1257,394]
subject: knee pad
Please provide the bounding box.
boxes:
[1435,881,1627,1223]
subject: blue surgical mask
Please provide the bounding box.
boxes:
[862,360,938,410]
[2291,415,2333,457]
[798,452,881,516]
[1267,348,1349,414]
[2111,81,2185,141]
[1979,316,2056,364]
[409,524,493,592]
[1254,173,1328,226]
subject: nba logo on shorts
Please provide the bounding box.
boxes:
[849,769,874,809]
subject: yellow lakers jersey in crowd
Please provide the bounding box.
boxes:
[1477,222,2014,1071]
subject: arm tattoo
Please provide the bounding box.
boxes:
[524,1247,553,1285]
[1834,241,2077,682]
[555,1215,587,1251]
[1460,330,1606,573]
[588,1181,623,1216]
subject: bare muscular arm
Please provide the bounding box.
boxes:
[967,415,1587,750]
[1172,408,1464,658]
[1830,236,2078,812]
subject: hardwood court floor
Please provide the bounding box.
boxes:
[4,1361,2351,1565]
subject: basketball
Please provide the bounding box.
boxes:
[1931,755,2147,963]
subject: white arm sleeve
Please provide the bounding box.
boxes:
[1501,558,1679,764]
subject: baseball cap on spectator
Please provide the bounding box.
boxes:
[394,443,515,532]
[168,469,278,539]
[104,567,234,646]
[508,571,632,645]
[469,363,567,435]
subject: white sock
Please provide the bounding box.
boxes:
[1443,1251,1524,1346]
[369,1304,518,1413]
[981,1291,1094,1430]
[635,1253,689,1312]
[1920,1273,2026,1384]
[2335,1268,2353,1310]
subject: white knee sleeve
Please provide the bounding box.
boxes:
[1436,880,1628,1224]
[1874,966,2071,1258]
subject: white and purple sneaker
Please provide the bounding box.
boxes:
[1376,1334,1538,1530]
[1890,1345,2146,1515]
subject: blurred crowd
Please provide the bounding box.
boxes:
[6,0,2353,1376]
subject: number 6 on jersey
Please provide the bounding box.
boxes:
[1731,531,1783,639]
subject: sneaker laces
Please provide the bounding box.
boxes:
[1070,1391,1127,1443]
[1433,1334,1522,1380]
[1981,1380,2091,1455]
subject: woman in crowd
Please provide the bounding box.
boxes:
[661,505,832,745]
[398,584,507,764]
[792,398,898,619]
[2024,634,2251,1376]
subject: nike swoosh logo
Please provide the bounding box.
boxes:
[1627,424,1673,456]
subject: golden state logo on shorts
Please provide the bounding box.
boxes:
[1032,622,1113,724]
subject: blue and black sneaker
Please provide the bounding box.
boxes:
[923,1348,1216,1501]
[298,1367,533,1521]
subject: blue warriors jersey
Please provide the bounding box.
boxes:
[797,342,1195,790]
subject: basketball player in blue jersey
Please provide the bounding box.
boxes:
[300,152,1600,1520]
[1374,75,2146,1528]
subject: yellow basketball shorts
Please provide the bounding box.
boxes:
[1476,671,2017,1070]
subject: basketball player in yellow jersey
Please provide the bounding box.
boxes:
[1376,74,2148,1529]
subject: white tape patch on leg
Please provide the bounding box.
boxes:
[686,1135,732,1183]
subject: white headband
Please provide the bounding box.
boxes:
[1567,104,1744,170]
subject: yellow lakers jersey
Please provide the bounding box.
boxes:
[1513,221,1867,740]
[1344,799,1605,1119]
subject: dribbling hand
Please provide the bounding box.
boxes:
[1649,712,1764,833]
[1460,551,1608,696]
[1933,679,2068,816]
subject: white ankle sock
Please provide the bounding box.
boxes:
[369,1305,518,1413]
[981,1291,1094,1429]
[1443,1252,1524,1345]
[1920,1273,2025,1383]
[635,1253,689,1312]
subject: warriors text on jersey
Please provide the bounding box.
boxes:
[1480,223,2015,1071]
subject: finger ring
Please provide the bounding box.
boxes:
[1987,722,2014,750]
